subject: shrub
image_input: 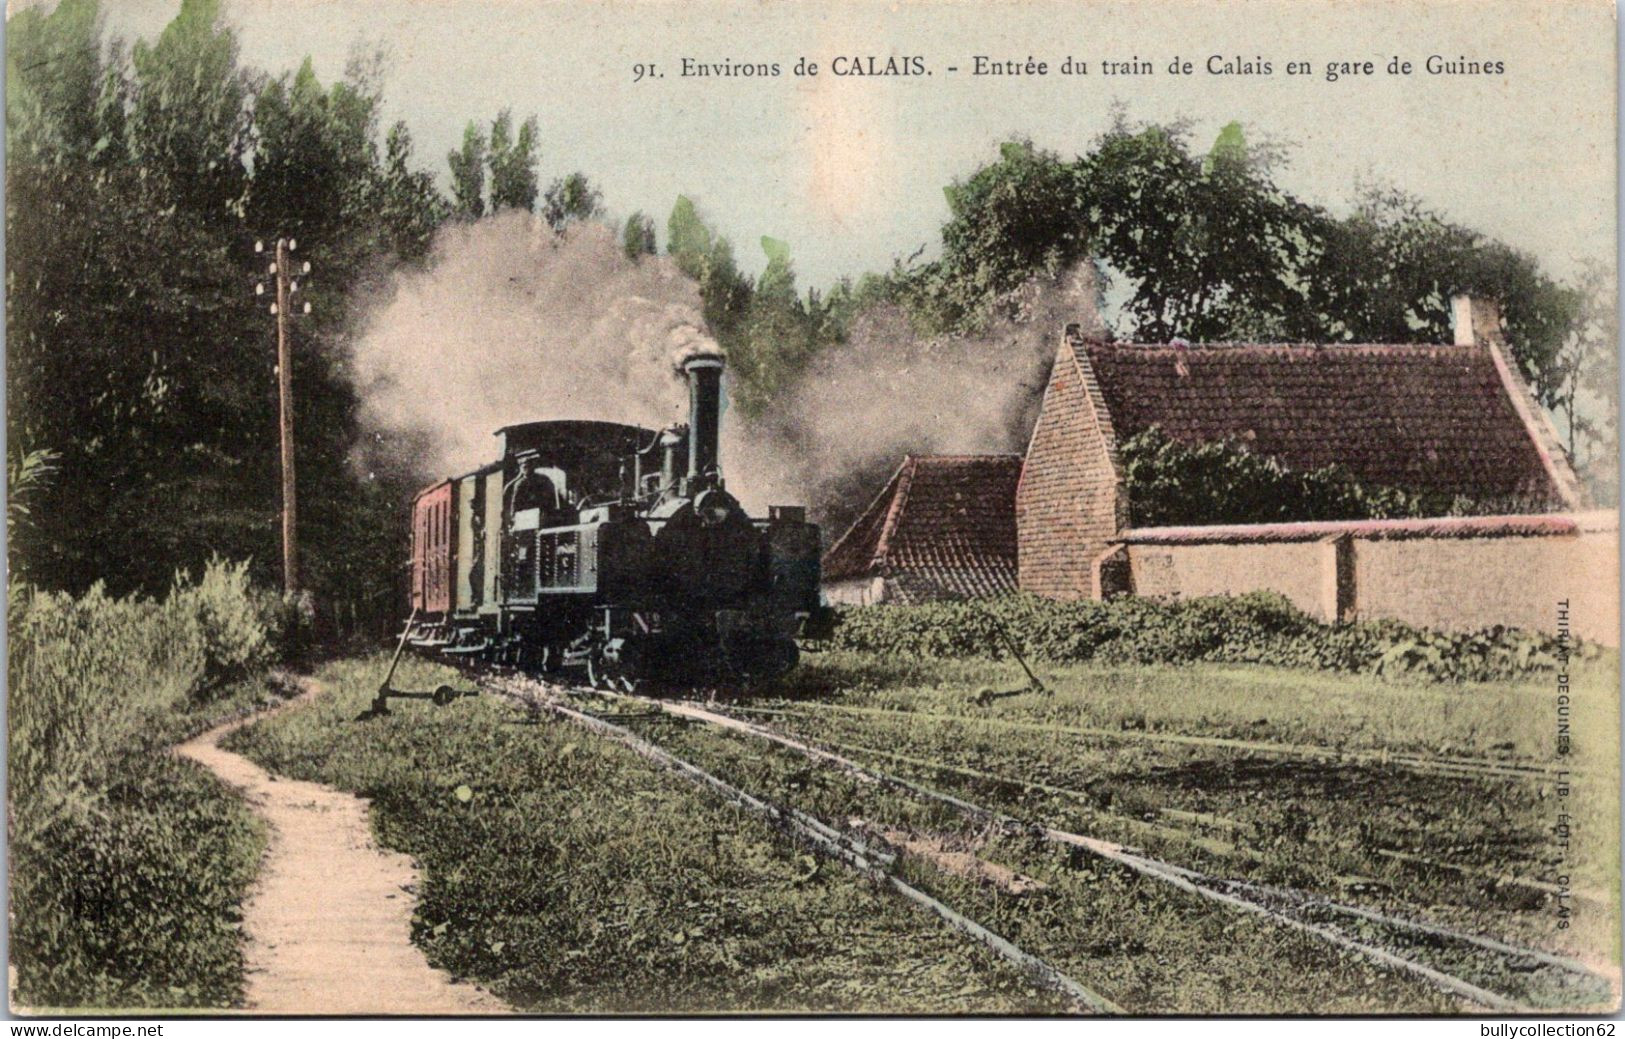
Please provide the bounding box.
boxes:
[167,556,281,694]
[828,592,1579,683]
[7,558,278,1008]
[1117,426,1502,526]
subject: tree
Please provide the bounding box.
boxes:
[1304,184,1582,403]
[541,171,603,232]
[127,0,250,224]
[622,211,657,258]
[730,237,823,416]
[248,57,378,248]
[931,139,1090,326]
[884,121,1587,407]
[447,120,486,219]
[1077,120,1318,342]
[378,121,448,262]
[487,109,539,212]
[7,1,448,624]
[666,195,751,340]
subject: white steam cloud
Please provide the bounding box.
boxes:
[738,266,1105,529]
[354,211,1102,539]
[355,213,715,476]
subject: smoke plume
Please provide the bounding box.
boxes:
[354,213,713,477]
[735,266,1105,533]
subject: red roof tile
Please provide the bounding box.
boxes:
[1080,340,1581,508]
[822,455,1022,601]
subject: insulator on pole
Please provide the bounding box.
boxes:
[255,240,264,253]
[302,261,311,274]
[289,238,298,251]
[302,302,312,314]
[269,262,278,274]
[256,283,265,296]
[270,303,279,314]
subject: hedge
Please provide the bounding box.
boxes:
[827,592,1584,683]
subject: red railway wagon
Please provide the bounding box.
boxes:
[411,480,455,615]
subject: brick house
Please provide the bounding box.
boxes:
[822,454,1022,605]
[1016,295,1587,601]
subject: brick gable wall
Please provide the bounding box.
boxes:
[1015,340,1124,599]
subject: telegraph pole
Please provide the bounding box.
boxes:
[257,237,311,599]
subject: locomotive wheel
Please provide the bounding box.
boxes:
[587,652,642,694]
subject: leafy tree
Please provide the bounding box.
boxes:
[7,0,447,630]
[1304,184,1582,403]
[931,139,1090,325]
[881,121,1589,421]
[622,211,657,258]
[447,120,487,219]
[541,171,603,232]
[248,57,378,248]
[487,109,540,212]
[1077,120,1318,342]
[729,237,824,416]
[127,0,251,223]
[5,0,103,167]
[1546,262,1619,503]
[378,121,448,262]
[666,195,751,338]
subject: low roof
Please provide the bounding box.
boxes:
[1078,339,1582,508]
[823,455,1022,602]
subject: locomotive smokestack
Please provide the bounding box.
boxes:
[682,351,725,484]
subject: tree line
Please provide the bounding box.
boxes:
[6,0,602,625]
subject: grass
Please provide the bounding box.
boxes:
[757,651,1621,977]
[8,564,286,1011]
[9,675,276,1010]
[220,646,1619,1013]
[222,656,1071,1013]
[779,650,1618,764]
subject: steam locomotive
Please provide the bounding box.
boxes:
[404,351,833,689]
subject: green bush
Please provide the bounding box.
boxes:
[828,592,1577,683]
[1117,426,1512,526]
[7,557,277,1008]
[167,556,281,695]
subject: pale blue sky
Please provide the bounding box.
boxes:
[48,0,1622,289]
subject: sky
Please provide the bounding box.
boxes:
[18,0,1621,290]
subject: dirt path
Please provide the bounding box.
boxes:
[176,681,508,1015]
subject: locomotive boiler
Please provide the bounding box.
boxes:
[404,350,832,689]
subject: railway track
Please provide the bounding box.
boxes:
[729,701,1576,785]
[467,672,1613,1013]
[482,673,1121,1014]
[717,713,1601,904]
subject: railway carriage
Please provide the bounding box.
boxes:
[406,351,832,688]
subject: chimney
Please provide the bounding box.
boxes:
[682,351,725,485]
[1450,294,1505,348]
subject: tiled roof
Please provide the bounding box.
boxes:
[1119,510,1618,545]
[822,455,1022,601]
[1080,340,1581,508]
